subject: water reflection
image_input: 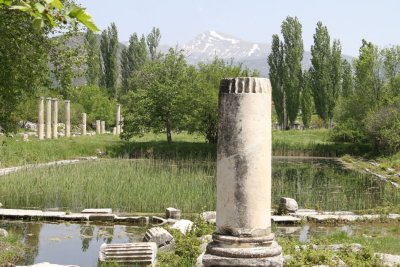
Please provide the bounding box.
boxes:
[0,221,145,267]
[272,158,400,211]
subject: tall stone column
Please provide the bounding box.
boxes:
[81,113,87,136]
[203,78,283,267]
[101,121,105,134]
[116,104,121,135]
[52,98,58,139]
[45,97,52,139]
[96,120,101,135]
[38,97,44,140]
[65,100,71,138]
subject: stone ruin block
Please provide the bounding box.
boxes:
[99,242,157,267]
[143,227,175,252]
[165,207,181,219]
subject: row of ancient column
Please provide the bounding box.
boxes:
[38,97,66,140]
[37,97,122,140]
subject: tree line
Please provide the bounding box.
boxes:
[268,16,400,154]
[1,7,399,153]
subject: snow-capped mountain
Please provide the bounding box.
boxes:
[181,30,270,61]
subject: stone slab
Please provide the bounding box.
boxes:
[202,253,284,267]
[271,215,301,224]
[376,253,400,266]
[81,208,112,214]
[306,214,381,222]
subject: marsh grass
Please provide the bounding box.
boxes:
[0,159,216,213]
[0,234,25,265]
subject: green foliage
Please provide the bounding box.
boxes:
[341,59,354,97]
[147,27,161,61]
[365,98,400,154]
[310,21,342,127]
[268,34,287,129]
[50,31,86,95]
[332,40,400,154]
[122,48,192,143]
[0,234,25,265]
[158,215,214,267]
[100,23,119,98]
[301,71,313,128]
[0,8,50,133]
[0,0,98,32]
[281,16,304,127]
[193,57,253,143]
[85,29,101,86]
[67,85,116,127]
[121,32,148,93]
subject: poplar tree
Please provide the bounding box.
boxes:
[341,59,353,97]
[281,16,304,127]
[310,22,330,123]
[100,22,119,98]
[120,47,130,92]
[301,71,313,128]
[85,29,101,86]
[328,40,342,127]
[147,27,161,61]
[268,34,287,129]
[310,21,342,127]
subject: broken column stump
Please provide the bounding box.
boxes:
[99,242,157,267]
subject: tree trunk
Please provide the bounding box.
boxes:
[166,119,172,144]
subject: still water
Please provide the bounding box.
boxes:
[272,158,400,211]
[0,220,145,266]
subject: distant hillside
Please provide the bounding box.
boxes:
[159,30,354,76]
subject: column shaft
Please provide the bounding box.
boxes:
[38,97,44,140]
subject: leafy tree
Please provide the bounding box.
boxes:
[301,71,313,128]
[147,27,161,61]
[354,40,384,108]
[310,22,331,124]
[0,0,98,32]
[281,16,304,127]
[193,58,253,143]
[310,22,342,127]
[120,46,130,92]
[50,30,86,95]
[382,46,400,99]
[332,40,384,145]
[68,85,116,127]
[268,34,287,129]
[341,59,354,97]
[100,22,119,98]
[0,8,50,132]
[328,40,342,127]
[120,33,148,93]
[122,48,191,143]
[85,29,101,86]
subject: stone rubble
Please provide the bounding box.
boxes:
[143,227,175,251]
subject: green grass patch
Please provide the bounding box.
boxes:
[0,235,25,265]
[0,135,122,168]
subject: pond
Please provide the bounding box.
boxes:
[2,220,400,266]
[0,220,146,266]
[0,158,398,212]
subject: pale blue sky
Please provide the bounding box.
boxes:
[79,0,400,56]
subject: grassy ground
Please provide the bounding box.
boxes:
[0,135,122,168]
[278,221,400,266]
[0,235,25,265]
[0,130,364,168]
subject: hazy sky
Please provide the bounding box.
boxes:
[79,0,400,56]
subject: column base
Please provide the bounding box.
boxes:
[202,233,283,267]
